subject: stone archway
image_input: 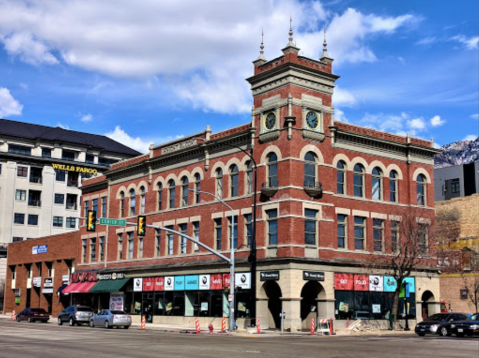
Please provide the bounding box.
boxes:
[421,290,435,320]
[260,281,283,329]
[300,281,325,330]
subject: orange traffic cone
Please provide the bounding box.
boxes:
[141,315,146,330]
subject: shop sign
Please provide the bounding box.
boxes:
[369,275,383,292]
[354,275,369,291]
[62,275,70,283]
[384,276,397,292]
[142,277,154,292]
[174,276,185,290]
[13,288,21,297]
[42,288,53,294]
[223,274,231,288]
[399,277,415,297]
[372,304,381,313]
[235,272,251,289]
[334,273,353,290]
[33,277,42,287]
[98,272,125,281]
[260,271,280,281]
[162,139,197,155]
[303,271,325,281]
[32,245,48,255]
[199,275,210,290]
[164,276,174,291]
[185,275,199,290]
[210,274,223,290]
[154,277,164,291]
[71,271,97,283]
[110,292,124,311]
[52,163,98,175]
[43,277,53,288]
[133,278,143,292]
[15,297,21,304]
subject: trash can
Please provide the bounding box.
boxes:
[388,314,395,331]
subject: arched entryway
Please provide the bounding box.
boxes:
[300,281,325,330]
[421,290,435,320]
[261,281,282,329]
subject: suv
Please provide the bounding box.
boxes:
[58,305,94,326]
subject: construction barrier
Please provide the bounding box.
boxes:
[195,317,201,334]
[346,317,349,328]
[310,317,315,335]
[141,315,146,330]
[221,316,227,333]
[330,317,334,335]
[11,310,16,321]
[257,316,261,334]
[318,319,330,335]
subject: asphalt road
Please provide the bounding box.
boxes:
[0,320,478,358]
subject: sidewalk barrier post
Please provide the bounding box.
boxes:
[256,316,261,334]
[330,317,333,335]
[11,310,16,321]
[318,319,330,335]
[346,317,349,328]
[310,317,315,335]
[221,316,226,333]
[141,315,146,330]
[195,317,201,334]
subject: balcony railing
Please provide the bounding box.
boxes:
[67,180,78,187]
[29,176,43,184]
[28,199,41,207]
[261,180,278,198]
[303,181,323,198]
[66,203,78,210]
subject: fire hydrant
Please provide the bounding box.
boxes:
[208,324,214,333]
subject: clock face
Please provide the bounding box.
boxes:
[306,111,319,130]
[264,113,276,130]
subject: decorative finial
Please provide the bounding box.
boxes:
[320,28,332,61]
[288,15,294,44]
[254,28,266,63]
[323,29,327,50]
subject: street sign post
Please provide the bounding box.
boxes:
[99,218,126,227]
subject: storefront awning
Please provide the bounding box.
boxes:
[61,282,82,294]
[75,281,98,293]
[89,278,129,293]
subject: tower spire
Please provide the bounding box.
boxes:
[253,28,267,65]
[320,28,333,63]
[282,15,300,54]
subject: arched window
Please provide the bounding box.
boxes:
[181,177,189,207]
[337,161,346,195]
[371,167,383,200]
[304,152,317,187]
[353,164,365,197]
[140,186,146,214]
[168,180,175,208]
[194,173,201,204]
[389,171,398,202]
[230,165,239,197]
[119,191,125,218]
[216,168,223,199]
[157,182,163,211]
[129,189,136,216]
[267,153,278,187]
[417,174,426,206]
[245,161,253,194]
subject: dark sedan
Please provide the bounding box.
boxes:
[15,308,50,323]
[415,313,468,336]
[450,313,479,337]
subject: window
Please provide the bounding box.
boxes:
[354,217,366,250]
[99,237,105,261]
[62,150,75,161]
[15,189,26,201]
[119,192,125,217]
[230,165,239,197]
[337,214,347,249]
[12,237,23,242]
[42,148,51,158]
[181,177,189,207]
[179,223,187,254]
[193,222,200,252]
[90,238,96,262]
[138,237,144,258]
[266,209,278,245]
[28,190,41,207]
[84,200,89,217]
[246,161,253,194]
[155,230,161,256]
[418,224,428,253]
[267,153,278,187]
[353,164,365,197]
[101,197,107,217]
[157,182,164,210]
[389,171,398,202]
[118,233,123,260]
[92,198,98,214]
[29,167,43,184]
[85,154,94,164]
[9,144,31,155]
[416,174,426,206]
[194,174,201,203]
[245,214,253,247]
[98,157,118,166]
[36,262,42,276]
[46,262,53,277]
[371,167,382,200]
[304,209,318,245]
[391,221,399,253]
[214,219,222,250]
[66,217,76,228]
[373,219,384,252]
[17,166,28,177]
[168,180,175,208]
[53,216,63,227]
[304,152,317,187]
[56,170,66,182]
[82,240,87,263]
[14,213,25,224]
[167,226,174,255]
[127,232,134,259]
[216,169,223,199]
[54,193,64,204]
[129,189,136,216]
[228,217,238,249]
[140,187,146,213]
[28,214,38,226]
[451,179,460,194]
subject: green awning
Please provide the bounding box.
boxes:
[89,278,129,293]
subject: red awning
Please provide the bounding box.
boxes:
[75,281,98,293]
[61,282,82,294]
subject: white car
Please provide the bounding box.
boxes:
[89,309,132,329]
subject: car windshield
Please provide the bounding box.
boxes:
[111,310,127,314]
[77,307,93,312]
[469,314,479,321]
[427,314,448,321]
[31,309,47,313]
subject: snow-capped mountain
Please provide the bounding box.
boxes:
[434,138,479,168]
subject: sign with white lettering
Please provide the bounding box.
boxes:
[43,277,53,288]
[260,271,280,281]
[162,139,197,155]
[133,278,143,292]
[33,277,42,287]
[199,274,210,290]
[42,288,54,294]
[110,292,124,311]
[62,275,70,283]
[98,272,125,280]
[164,276,174,291]
[235,272,251,289]
[32,245,48,255]
[303,271,325,281]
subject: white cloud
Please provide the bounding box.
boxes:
[334,108,348,122]
[463,134,478,141]
[333,87,357,107]
[57,123,69,129]
[0,87,23,117]
[407,118,426,133]
[80,114,93,123]
[451,35,479,50]
[470,114,479,120]
[0,32,58,65]
[430,115,446,127]
[415,37,437,46]
[19,83,28,89]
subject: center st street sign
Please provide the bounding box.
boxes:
[99,218,126,227]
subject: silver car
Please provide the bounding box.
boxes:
[89,309,132,329]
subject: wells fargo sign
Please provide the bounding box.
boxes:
[71,271,98,283]
[52,163,98,175]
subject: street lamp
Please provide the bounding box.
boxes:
[189,189,236,332]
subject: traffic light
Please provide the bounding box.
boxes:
[137,216,146,236]
[86,210,96,232]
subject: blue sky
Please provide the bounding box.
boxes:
[0,0,477,153]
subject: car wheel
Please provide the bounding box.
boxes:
[27,317,33,323]
[15,316,20,322]
[104,320,110,329]
[58,317,63,325]
[69,317,75,326]
[123,326,129,329]
[90,320,94,328]
[416,333,425,336]
[439,326,450,336]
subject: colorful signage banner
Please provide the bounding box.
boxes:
[133,278,143,292]
[154,277,164,291]
[71,272,97,283]
[185,275,199,290]
[142,277,154,291]
[384,276,397,292]
[235,272,251,289]
[199,274,210,290]
[210,274,223,290]
[164,276,174,291]
[32,245,48,255]
[334,273,353,290]
[223,274,231,288]
[174,276,185,291]
[110,292,124,311]
[369,275,383,292]
[354,275,369,291]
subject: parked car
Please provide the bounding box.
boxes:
[89,309,132,329]
[415,313,468,336]
[58,305,94,326]
[15,308,49,323]
[450,313,479,337]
